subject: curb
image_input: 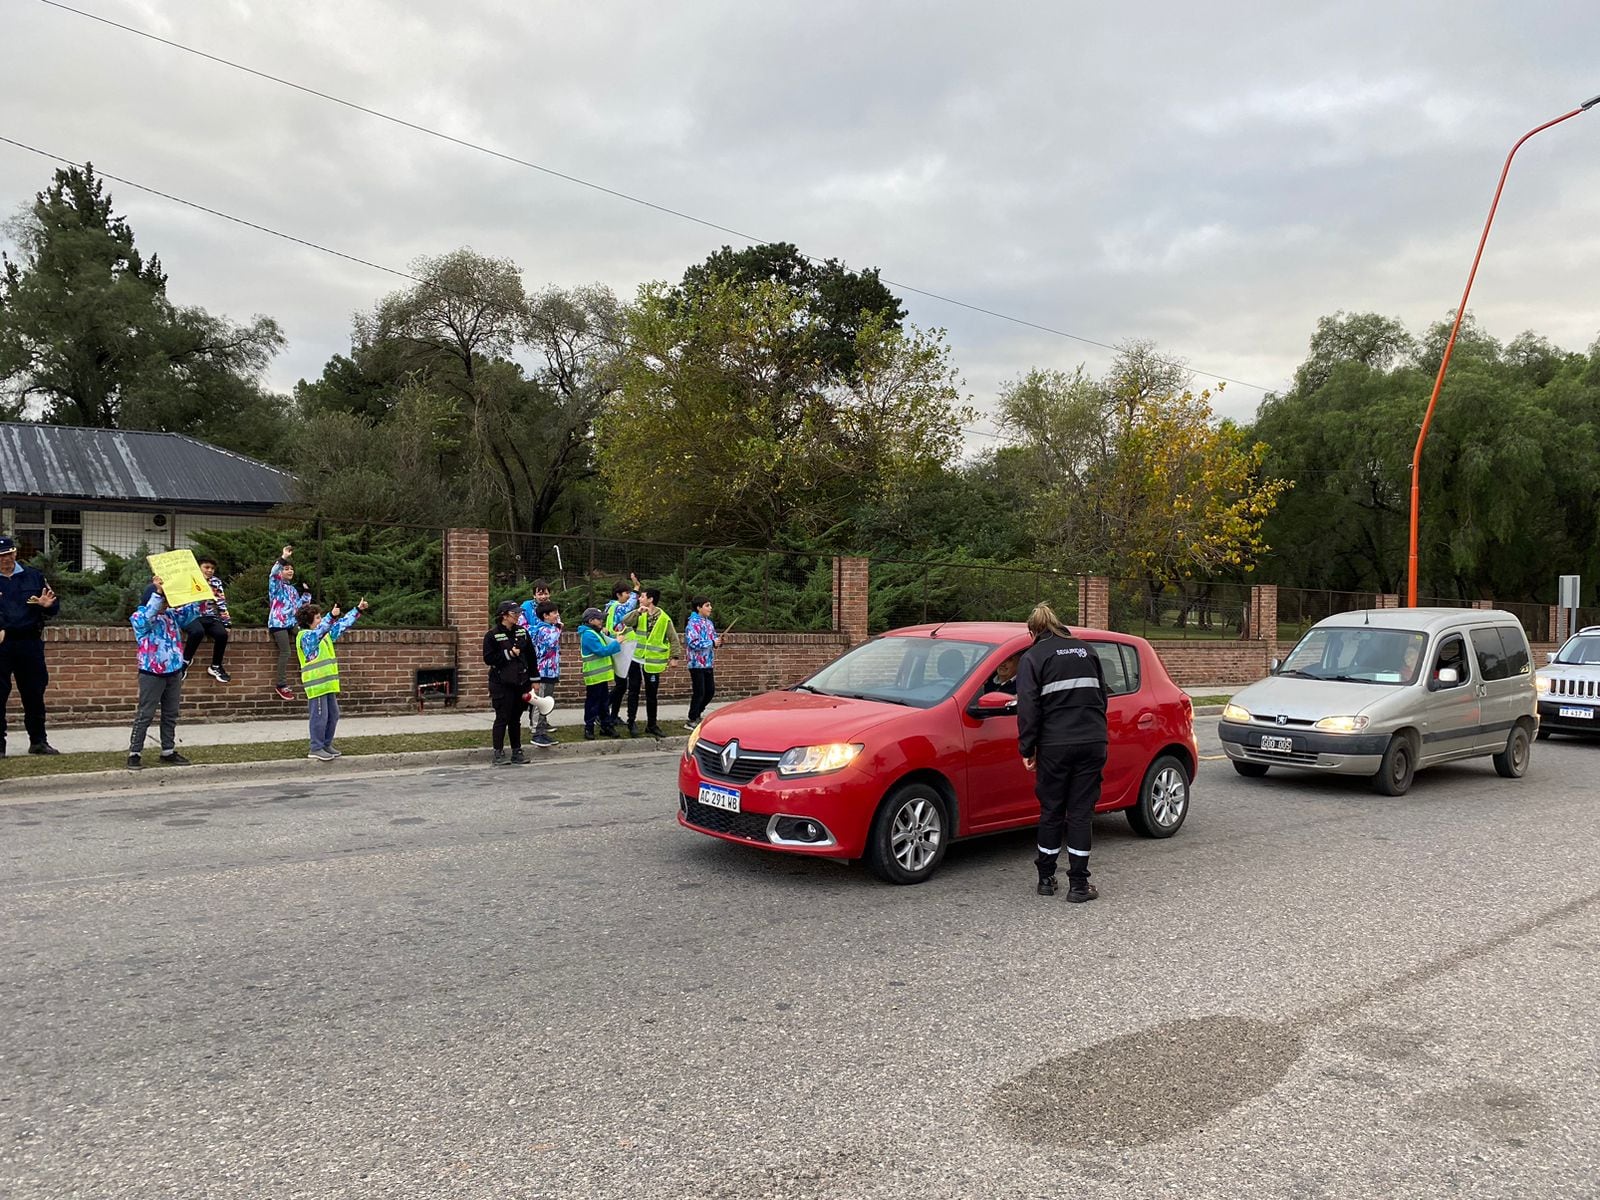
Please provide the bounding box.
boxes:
[5,735,690,800]
[1193,705,1225,717]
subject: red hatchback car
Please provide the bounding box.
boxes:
[677,622,1198,884]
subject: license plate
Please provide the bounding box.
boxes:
[1558,706,1594,720]
[698,783,741,812]
[1259,735,1295,752]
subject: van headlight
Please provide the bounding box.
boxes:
[1221,703,1252,723]
[777,743,864,777]
[1535,676,1552,695]
[1314,715,1369,733]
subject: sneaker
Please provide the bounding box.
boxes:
[1037,876,1059,896]
[156,752,192,767]
[491,751,509,767]
[126,753,142,770]
[275,685,294,701]
[583,729,596,741]
[28,742,61,756]
[600,726,620,739]
[326,748,342,758]
[531,734,556,748]
[509,751,529,765]
[1066,881,1099,904]
[645,725,666,739]
[685,718,700,731]
[308,749,336,762]
[208,665,231,683]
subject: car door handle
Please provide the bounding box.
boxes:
[1137,713,1157,729]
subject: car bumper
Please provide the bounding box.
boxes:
[1218,721,1386,775]
[676,755,875,858]
[1538,699,1599,733]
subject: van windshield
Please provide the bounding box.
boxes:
[1280,627,1429,685]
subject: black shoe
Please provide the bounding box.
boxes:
[509,751,529,765]
[28,741,61,756]
[600,726,620,738]
[1066,881,1099,904]
[584,729,596,741]
[492,751,509,767]
[208,665,232,683]
[626,722,638,738]
[645,725,665,739]
[1037,876,1059,896]
[156,752,192,767]
[126,753,142,770]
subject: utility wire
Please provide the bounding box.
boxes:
[34,0,1275,394]
[0,134,1016,441]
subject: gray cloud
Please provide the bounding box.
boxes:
[3,0,1598,443]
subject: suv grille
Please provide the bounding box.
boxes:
[682,796,769,842]
[1549,677,1600,699]
[694,739,783,783]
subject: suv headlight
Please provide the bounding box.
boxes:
[1535,676,1552,695]
[1221,703,1252,723]
[777,743,864,777]
[1314,715,1369,733]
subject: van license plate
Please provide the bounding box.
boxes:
[698,783,741,812]
[1558,706,1593,720]
[1259,735,1294,752]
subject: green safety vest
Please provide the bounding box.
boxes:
[634,609,672,674]
[604,599,635,640]
[581,634,616,686]
[296,632,341,698]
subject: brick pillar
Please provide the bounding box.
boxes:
[835,556,870,644]
[1471,600,1493,610]
[1553,605,1571,644]
[1375,594,1400,609]
[1077,576,1110,630]
[1250,584,1279,671]
[443,528,490,709]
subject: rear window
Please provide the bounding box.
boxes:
[1089,642,1141,696]
[1471,625,1529,681]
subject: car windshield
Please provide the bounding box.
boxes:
[1280,626,1429,685]
[801,636,997,708]
[1554,635,1600,666]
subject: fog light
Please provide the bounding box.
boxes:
[771,816,832,845]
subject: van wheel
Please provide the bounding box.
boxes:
[1126,754,1190,838]
[1371,733,1416,796]
[1494,723,1532,779]
[865,784,948,884]
[1232,761,1270,778]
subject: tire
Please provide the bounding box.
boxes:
[1232,760,1270,778]
[1494,723,1532,779]
[865,783,949,885]
[1126,754,1190,839]
[1371,733,1416,796]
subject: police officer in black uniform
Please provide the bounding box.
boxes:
[1016,601,1108,902]
[483,600,534,766]
[0,535,62,757]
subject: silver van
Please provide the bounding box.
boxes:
[1219,608,1537,795]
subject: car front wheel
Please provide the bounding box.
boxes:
[866,783,949,884]
[1494,723,1532,779]
[1126,754,1190,838]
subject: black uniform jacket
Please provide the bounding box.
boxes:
[1016,633,1108,756]
[483,625,534,695]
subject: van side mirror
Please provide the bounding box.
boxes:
[1432,666,1460,690]
[971,691,1017,717]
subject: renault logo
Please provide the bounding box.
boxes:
[1276,714,1289,726]
[720,739,741,774]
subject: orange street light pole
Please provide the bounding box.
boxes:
[1406,94,1600,607]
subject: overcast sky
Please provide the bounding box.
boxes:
[4,0,1599,443]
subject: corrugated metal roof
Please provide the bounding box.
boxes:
[0,423,294,509]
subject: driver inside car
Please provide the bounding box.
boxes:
[985,653,1020,695]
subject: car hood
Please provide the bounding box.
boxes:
[697,690,918,749]
[1231,676,1399,721]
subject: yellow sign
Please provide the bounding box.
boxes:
[146,549,212,607]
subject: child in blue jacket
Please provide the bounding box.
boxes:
[127,577,202,770]
[578,606,622,740]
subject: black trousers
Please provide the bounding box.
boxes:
[183,617,229,668]
[688,667,715,722]
[611,663,642,722]
[627,670,662,726]
[0,635,49,748]
[1034,741,1107,879]
[490,689,525,753]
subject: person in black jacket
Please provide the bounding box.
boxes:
[0,535,62,757]
[1016,601,1108,902]
[483,600,534,766]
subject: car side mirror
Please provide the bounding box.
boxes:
[1545,652,1556,664]
[1269,657,1282,675]
[971,691,1017,717]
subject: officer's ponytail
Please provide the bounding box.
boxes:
[1027,602,1070,641]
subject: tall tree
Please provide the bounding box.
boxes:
[0,164,284,453]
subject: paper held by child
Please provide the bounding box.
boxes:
[146,549,212,606]
[613,639,637,676]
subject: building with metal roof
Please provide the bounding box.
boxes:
[0,422,295,570]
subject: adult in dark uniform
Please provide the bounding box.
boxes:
[483,600,534,766]
[1016,601,1107,902]
[0,535,62,756]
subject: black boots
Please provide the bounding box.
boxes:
[1066,855,1097,903]
[1036,876,1059,896]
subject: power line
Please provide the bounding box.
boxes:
[0,134,1016,441]
[33,0,1277,395]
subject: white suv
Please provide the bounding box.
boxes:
[1535,626,1600,737]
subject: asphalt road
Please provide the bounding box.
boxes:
[3,723,1597,1199]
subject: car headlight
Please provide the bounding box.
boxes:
[1221,703,1252,723]
[1536,676,1552,695]
[1313,715,1369,733]
[685,725,703,758]
[777,743,864,777]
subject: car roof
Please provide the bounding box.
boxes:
[1315,607,1524,633]
[884,621,1135,643]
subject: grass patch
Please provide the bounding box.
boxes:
[0,721,690,781]
[1189,694,1233,706]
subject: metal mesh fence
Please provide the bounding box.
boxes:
[867,560,1073,634]
[1108,579,1254,640]
[488,532,838,632]
[1273,588,1381,643]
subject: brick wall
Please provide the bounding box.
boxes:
[1078,576,1110,629]
[1146,641,1272,689]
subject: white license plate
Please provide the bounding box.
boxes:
[698,783,741,812]
[1558,706,1594,720]
[1259,735,1295,753]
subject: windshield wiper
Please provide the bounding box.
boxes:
[792,683,828,695]
[1322,674,1371,684]
[1278,668,1320,678]
[831,690,916,707]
